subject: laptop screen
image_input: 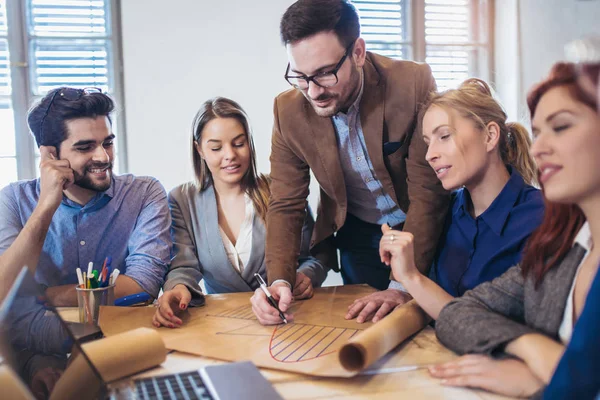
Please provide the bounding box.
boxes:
[0,268,106,400]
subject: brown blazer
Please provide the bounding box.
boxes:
[266,52,450,286]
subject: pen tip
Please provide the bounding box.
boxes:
[283,318,288,324]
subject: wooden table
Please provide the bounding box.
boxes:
[104,331,514,400]
[59,293,515,400]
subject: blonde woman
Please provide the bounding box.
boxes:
[153,97,327,328]
[349,78,544,324]
[377,78,543,318]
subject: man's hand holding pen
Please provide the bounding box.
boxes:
[251,276,294,326]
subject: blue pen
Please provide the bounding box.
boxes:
[114,292,152,307]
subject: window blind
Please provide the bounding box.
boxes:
[353,0,410,59]
[0,0,10,96]
[27,0,112,94]
[0,0,17,189]
[425,0,473,90]
[353,0,489,91]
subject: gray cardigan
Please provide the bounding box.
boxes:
[163,182,329,305]
[436,243,585,355]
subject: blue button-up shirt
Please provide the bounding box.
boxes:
[431,168,544,297]
[544,262,600,399]
[0,174,172,297]
[332,76,406,226]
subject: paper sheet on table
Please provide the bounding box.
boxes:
[99,285,438,377]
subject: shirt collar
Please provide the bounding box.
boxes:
[103,176,116,198]
[53,176,116,210]
[574,221,592,252]
[453,167,527,236]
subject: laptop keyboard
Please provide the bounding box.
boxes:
[134,371,213,400]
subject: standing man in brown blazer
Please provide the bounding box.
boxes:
[251,0,449,325]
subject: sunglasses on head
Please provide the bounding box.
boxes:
[39,87,103,145]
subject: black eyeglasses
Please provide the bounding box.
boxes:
[284,43,354,90]
[39,87,102,145]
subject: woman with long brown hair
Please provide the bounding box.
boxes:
[429,63,600,397]
[152,97,327,328]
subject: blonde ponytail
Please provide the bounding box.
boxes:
[505,122,538,186]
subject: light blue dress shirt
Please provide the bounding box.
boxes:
[331,76,406,226]
[0,174,172,297]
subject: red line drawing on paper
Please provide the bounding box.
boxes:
[209,306,363,363]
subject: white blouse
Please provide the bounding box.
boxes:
[558,221,591,344]
[219,194,254,274]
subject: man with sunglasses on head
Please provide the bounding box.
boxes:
[251,0,449,325]
[0,87,171,306]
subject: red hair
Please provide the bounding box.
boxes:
[521,63,597,287]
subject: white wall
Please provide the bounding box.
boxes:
[519,0,600,101]
[495,0,600,122]
[120,0,294,191]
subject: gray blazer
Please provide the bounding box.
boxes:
[163,182,328,305]
[436,243,585,355]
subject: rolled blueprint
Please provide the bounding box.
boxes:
[82,327,167,382]
[50,328,166,400]
[339,300,429,371]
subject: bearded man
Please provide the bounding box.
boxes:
[251,0,449,325]
[0,87,171,306]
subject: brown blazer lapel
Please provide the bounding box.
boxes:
[359,60,398,205]
[303,101,346,204]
